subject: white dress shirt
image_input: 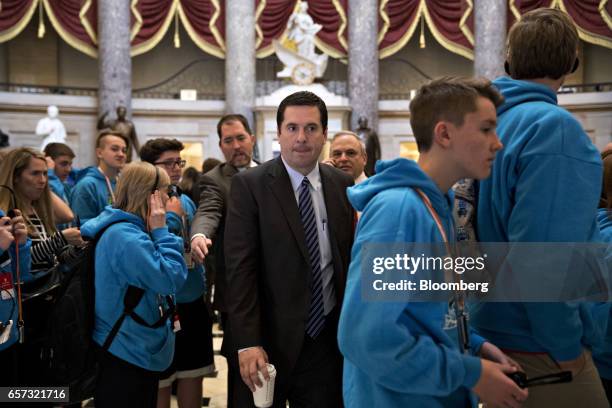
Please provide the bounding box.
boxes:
[282,157,336,316]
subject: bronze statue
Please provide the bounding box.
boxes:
[355,116,381,176]
[97,106,140,162]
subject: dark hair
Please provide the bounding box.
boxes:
[409,76,504,152]
[44,142,75,159]
[96,128,128,148]
[276,91,328,131]
[506,8,578,80]
[202,157,221,173]
[178,166,200,194]
[217,114,252,140]
[139,138,184,164]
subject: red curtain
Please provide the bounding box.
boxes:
[0,0,37,40]
[378,0,421,55]
[561,0,612,45]
[179,0,224,53]
[1,1,610,58]
[256,0,297,54]
[132,0,174,47]
[309,0,347,56]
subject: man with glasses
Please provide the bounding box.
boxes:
[190,113,257,407]
[140,138,216,408]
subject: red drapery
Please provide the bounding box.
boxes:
[0,0,610,60]
[0,0,37,42]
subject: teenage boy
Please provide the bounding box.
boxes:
[140,138,215,408]
[71,129,126,223]
[44,142,76,204]
[338,77,528,407]
[472,8,608,407]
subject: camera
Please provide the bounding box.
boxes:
[507,371,527,388]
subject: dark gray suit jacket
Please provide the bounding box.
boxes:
[224,157,355,376]
[191,162,239,313]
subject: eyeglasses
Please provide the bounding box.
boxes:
[154,159,186,169]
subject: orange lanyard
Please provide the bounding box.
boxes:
[415,188,470,353]
[98,167,116,204]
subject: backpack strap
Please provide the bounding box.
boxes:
[93,221,176,350]
[101,287,175,350]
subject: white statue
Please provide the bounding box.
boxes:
[287,1,321,60]
[273,1,328,85]
[36,105,67,150]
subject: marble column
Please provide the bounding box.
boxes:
[474,0,507,80]
[97,0,132,117]
[225,0,255,127]
[348,0,379,131]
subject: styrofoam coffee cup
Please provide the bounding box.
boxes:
[252,363,276,408]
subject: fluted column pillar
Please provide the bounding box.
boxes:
[474,0,507,79]
[97,0,132,117]
[348,0,379,131]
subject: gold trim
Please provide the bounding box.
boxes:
[459,0,474,46]
[131,0,178,56]
[256,1,298,59]
[557,0,612,49]
[379,0,424,59]
[173,8,181,48]
[599,0,612,31]
[209,0,225,51]
[79,0,97,45]
[378,0,390,45]
[314,36,346,59]
[332,0,348,50]
[41,0,97,57]
[509,0,522,23]
[255,0,266,49]
[177,1,225,58]
[422,0,474,60]
[130,0,142,42]
[5,0,36,43]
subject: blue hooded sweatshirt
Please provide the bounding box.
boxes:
[71,167,116,224]
[81,207,188,372]
[338,159,485,408]
[472,77,603,361]
[47,170,70,204]
[0,210,32,351]
[593,208,612,379]
[166,193,205,303]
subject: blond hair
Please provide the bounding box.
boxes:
[0,147,56,234]
[113,162,170,221]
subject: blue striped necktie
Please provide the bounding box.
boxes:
[298,176,325,339]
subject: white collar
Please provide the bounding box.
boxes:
[281,157,321,192]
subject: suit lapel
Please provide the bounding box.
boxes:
[320,165,341,245]
[267,158,310,263]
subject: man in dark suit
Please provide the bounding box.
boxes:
[190,114,257,407]
[191,113,257,310]
[224,91,355,407]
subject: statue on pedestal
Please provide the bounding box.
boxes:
[273,1,328,85]
[36,105,67,151]
[97,106,140,162]
[355,116,381,176]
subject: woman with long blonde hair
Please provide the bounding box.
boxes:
[81,162,187,407]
